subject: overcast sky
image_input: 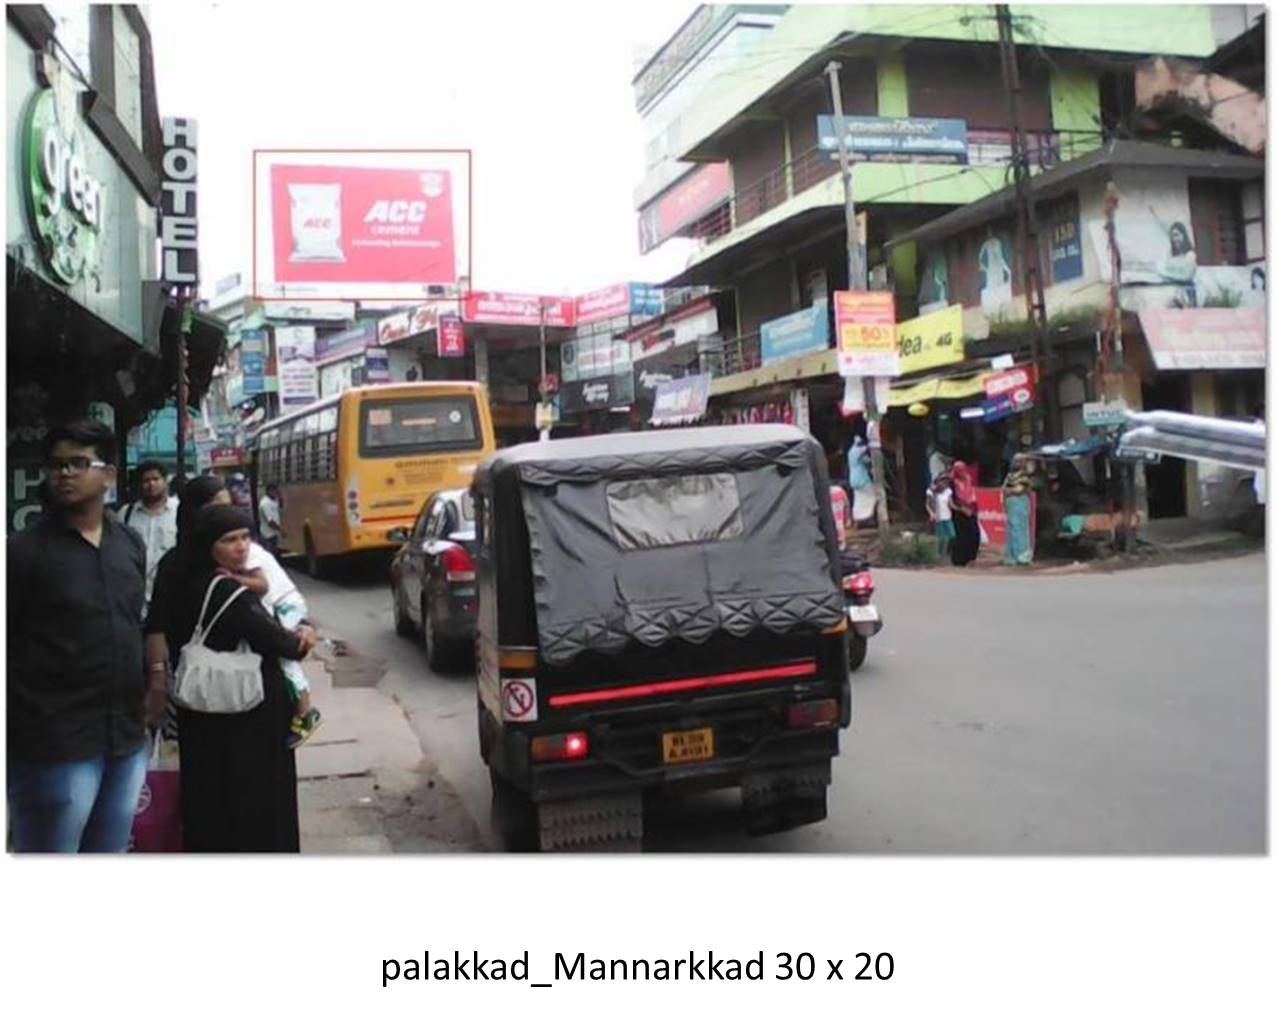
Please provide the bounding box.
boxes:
[149,1,701,300]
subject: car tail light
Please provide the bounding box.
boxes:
[787,699,839,730]
[846,571,874,594]
[530,731,590,762]
[442,544,476,583]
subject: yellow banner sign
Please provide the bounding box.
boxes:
[896,305,965,375]
[887,372,991,408]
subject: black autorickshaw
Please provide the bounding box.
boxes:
[471,425,852,850]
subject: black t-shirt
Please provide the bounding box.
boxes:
[7,512,147,762]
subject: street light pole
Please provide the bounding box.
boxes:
[538,299,550,443]
[825,59,890,529]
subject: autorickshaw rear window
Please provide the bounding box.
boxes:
[605,473,743,550]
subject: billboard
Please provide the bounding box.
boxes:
[575,283,664,325]
[760,301,830,363]
[835,291,899,377]
[275,325,318,408]
[638,162,733,254]
[254,150,470,302]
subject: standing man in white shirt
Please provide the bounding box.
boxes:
[118,460,178,610]
[258,482,283,560]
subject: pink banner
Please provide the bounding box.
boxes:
[462,291,576,327]
[638,162,732,254]
[1138,307,1267,370]
[575,283,631,325]
[270,165,455,285]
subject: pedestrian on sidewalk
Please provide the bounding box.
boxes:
[949,457,981,566]
[168,505,315,852]
[927,474,956,561]
[1002,454,1037,566]
[7,420,166,852]
[847,433,877,529]
[117,460,179,611]
[257,483,283,559]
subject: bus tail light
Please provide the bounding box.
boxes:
[443,544,476,583]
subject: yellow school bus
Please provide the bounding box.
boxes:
[250,382,495,575]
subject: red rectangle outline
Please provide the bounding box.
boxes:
[547,660,818,709]
[252,148,473,304]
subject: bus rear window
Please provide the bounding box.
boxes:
[360,397,481,457]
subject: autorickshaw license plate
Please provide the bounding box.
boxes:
[848,605,879,623]
[662,727,715,765]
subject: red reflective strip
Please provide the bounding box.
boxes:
[548,661,817,708]
[362,514,419,523]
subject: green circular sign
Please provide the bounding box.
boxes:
[23,86,104,285]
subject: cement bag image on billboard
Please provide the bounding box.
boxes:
[288,183,345,263]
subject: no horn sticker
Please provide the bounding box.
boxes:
[501,678,538,722]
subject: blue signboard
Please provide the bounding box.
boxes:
[630,283,665,316]
[240,329,267,397]
[1049,195,1083,283]
[817,115,968,165]
[760,300,830,363]
[315,319,376,361]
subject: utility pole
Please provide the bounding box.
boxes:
[1102,182,1135,552]
[174,288,192,484]
[995,3,1053,443]
[825,59,890,529]
[538,299,550,443]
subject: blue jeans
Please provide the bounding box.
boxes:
[7,746,149,853]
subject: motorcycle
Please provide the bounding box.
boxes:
[840,549,881,672]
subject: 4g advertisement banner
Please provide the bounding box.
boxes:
[254,151,470,302]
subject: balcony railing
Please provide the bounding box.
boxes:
[687,127,1105,247]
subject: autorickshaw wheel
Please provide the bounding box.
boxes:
[848,634,868,672]
[489,772,538,852]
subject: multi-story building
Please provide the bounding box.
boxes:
[633,3,1263,521]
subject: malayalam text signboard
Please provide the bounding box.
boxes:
[835,291,898,377]
[438,315,465,358]
[817,115,968,165]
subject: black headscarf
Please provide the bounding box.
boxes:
[177,475,227,539]
[188,505,254,578]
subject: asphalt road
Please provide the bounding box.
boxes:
[292,552,1267,854]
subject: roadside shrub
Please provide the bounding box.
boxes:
[877,528,940,567]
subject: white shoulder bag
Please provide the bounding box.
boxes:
[172,577,264,714]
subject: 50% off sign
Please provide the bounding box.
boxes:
[835,291,900,377]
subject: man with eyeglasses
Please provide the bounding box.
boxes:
[7,420,168,852]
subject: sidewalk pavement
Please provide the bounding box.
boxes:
[296,645,485,854]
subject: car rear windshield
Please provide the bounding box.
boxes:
[605,472,743,550]
[359,396,481,458]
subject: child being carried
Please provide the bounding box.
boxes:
[219,542,323,748]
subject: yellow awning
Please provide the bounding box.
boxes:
[888,371,992,408]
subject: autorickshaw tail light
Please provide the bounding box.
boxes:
[443,544,476,583]
[786,699,839,730]
[530,732,590,763]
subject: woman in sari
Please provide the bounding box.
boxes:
[1002,455,1037,566]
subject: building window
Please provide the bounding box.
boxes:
[1189,179,1246,266]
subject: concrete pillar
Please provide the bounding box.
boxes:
[876,49,908,117]
[1186,371,1220,518]
[472,335,489,387]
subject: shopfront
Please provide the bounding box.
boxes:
[6,13,223,529]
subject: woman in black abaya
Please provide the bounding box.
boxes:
[170,505,312,852]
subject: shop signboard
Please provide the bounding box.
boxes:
[1048,195,1083,283]
[461,291,576,327]
[561,335,630,382]
[650,373,711,427]
[817,115,968,164]
[240,329,268,397]
[376,304,438,346]
[160,117,199,285]
[316,320,376,363]
[363,347,390,383]
[439,315,465,358]
[22,67,106,286]
[560,372,635,414]
[835,291,899,377]
[1083,400,1130,428]
[575,283,664,325]
[262,162,457,294]
[638,162,733,254]
[263,301,357,322]
[275,325,318,407]
[895,304,964,375]
[760,301,830,364]
[1137,307,1266,369]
